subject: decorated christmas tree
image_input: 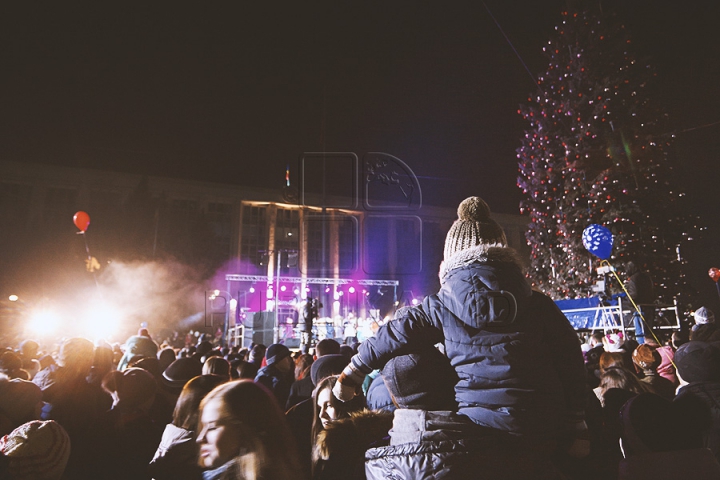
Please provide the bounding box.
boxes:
[517,9,700,303]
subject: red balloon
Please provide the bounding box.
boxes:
[710,267,720,283]
[73,211,90,232]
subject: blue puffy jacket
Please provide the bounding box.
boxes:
[352,246,585,438]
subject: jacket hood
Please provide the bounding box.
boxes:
[436,246,531,330]
[314,410,392,463]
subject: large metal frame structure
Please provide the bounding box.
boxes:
[223,273,399,347]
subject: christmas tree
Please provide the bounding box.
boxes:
[517,9,700,303]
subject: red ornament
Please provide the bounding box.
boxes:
[709,268,720,283]
[73,211,90,233]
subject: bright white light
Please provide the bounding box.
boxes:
[293,288,300,295]
[333,291,340,300]
[249,286,256,293]
[348,287,355,294]
[301,291,307,299]
[333,300,340,313]
[213,289,220,296]
[229,299,238,309]
[266,300,275,311]
[411,298,419,305]
[267,288,274,299]
[8,294,18,302]
[81,301,121,340]
[27,309,62,336]
[280,285,287,292]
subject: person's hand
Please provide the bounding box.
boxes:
[332,363,366,402]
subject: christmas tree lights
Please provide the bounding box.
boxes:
[517,9,701,303]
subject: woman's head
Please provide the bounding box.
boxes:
[202,356,231,379]
[599,367,649,400]
[311,375,365,440]
[172,374,226,431]
[294,354,313,380]
[599,352,625,374]
[197,380,300,478]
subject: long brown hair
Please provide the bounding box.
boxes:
[172,374,226,431]
[310,375,366,442]
[199,379,304,480]
[598,367,652,405]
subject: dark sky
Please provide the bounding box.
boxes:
[2,1,719,302]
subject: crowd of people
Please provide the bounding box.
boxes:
[1,196,720,479]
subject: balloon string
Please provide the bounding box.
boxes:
[81,232,99,289]
[600,259,679,374]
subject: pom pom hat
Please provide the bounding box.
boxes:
[443,197,507,262]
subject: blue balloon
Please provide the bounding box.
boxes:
[582,224,613,260]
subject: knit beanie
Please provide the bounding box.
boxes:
[382,348,458,410]
[0,420,71,480]
[674,341,720,383]
[443,197,507,262]
[265,344,291,366]
[0,378,42,426]
[603,332,625,353]
[310,354,348,387]
[694,307,715,325]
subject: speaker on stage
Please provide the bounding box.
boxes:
[243,311,275,347]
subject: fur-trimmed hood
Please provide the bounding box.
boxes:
[312,410,393,480]
[313,410,392,463]
[439,244,524,283]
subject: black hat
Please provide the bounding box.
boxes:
[310,354,348,386]
[675,341,720,383]
[265,344,291,366]
[161,357,202,392]
[382,348,458,410]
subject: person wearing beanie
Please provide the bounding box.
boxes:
[366,348,559,479]
[694,306,715,324]
[672,341,720,462]
[31,337,112,479]
[96,368,164,480]
[254,343,294,408]
[690,308,720,341]
[117,333,159,372]
[333,196,588,469]
[617,393,720,479]
[0,420,71,480]
[0,377,43,436]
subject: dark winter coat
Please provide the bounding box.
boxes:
[676,380,720,461]
[365,409,563,479]
[286,375,314,410]
[255,364,293,408]
[352,246,586,439]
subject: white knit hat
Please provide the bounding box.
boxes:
[603,332,625,353]
[443,197,507,262]
[694,307,715,325]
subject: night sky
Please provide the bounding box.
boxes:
[2,1,719,304]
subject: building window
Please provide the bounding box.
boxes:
[240,205,268,273]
